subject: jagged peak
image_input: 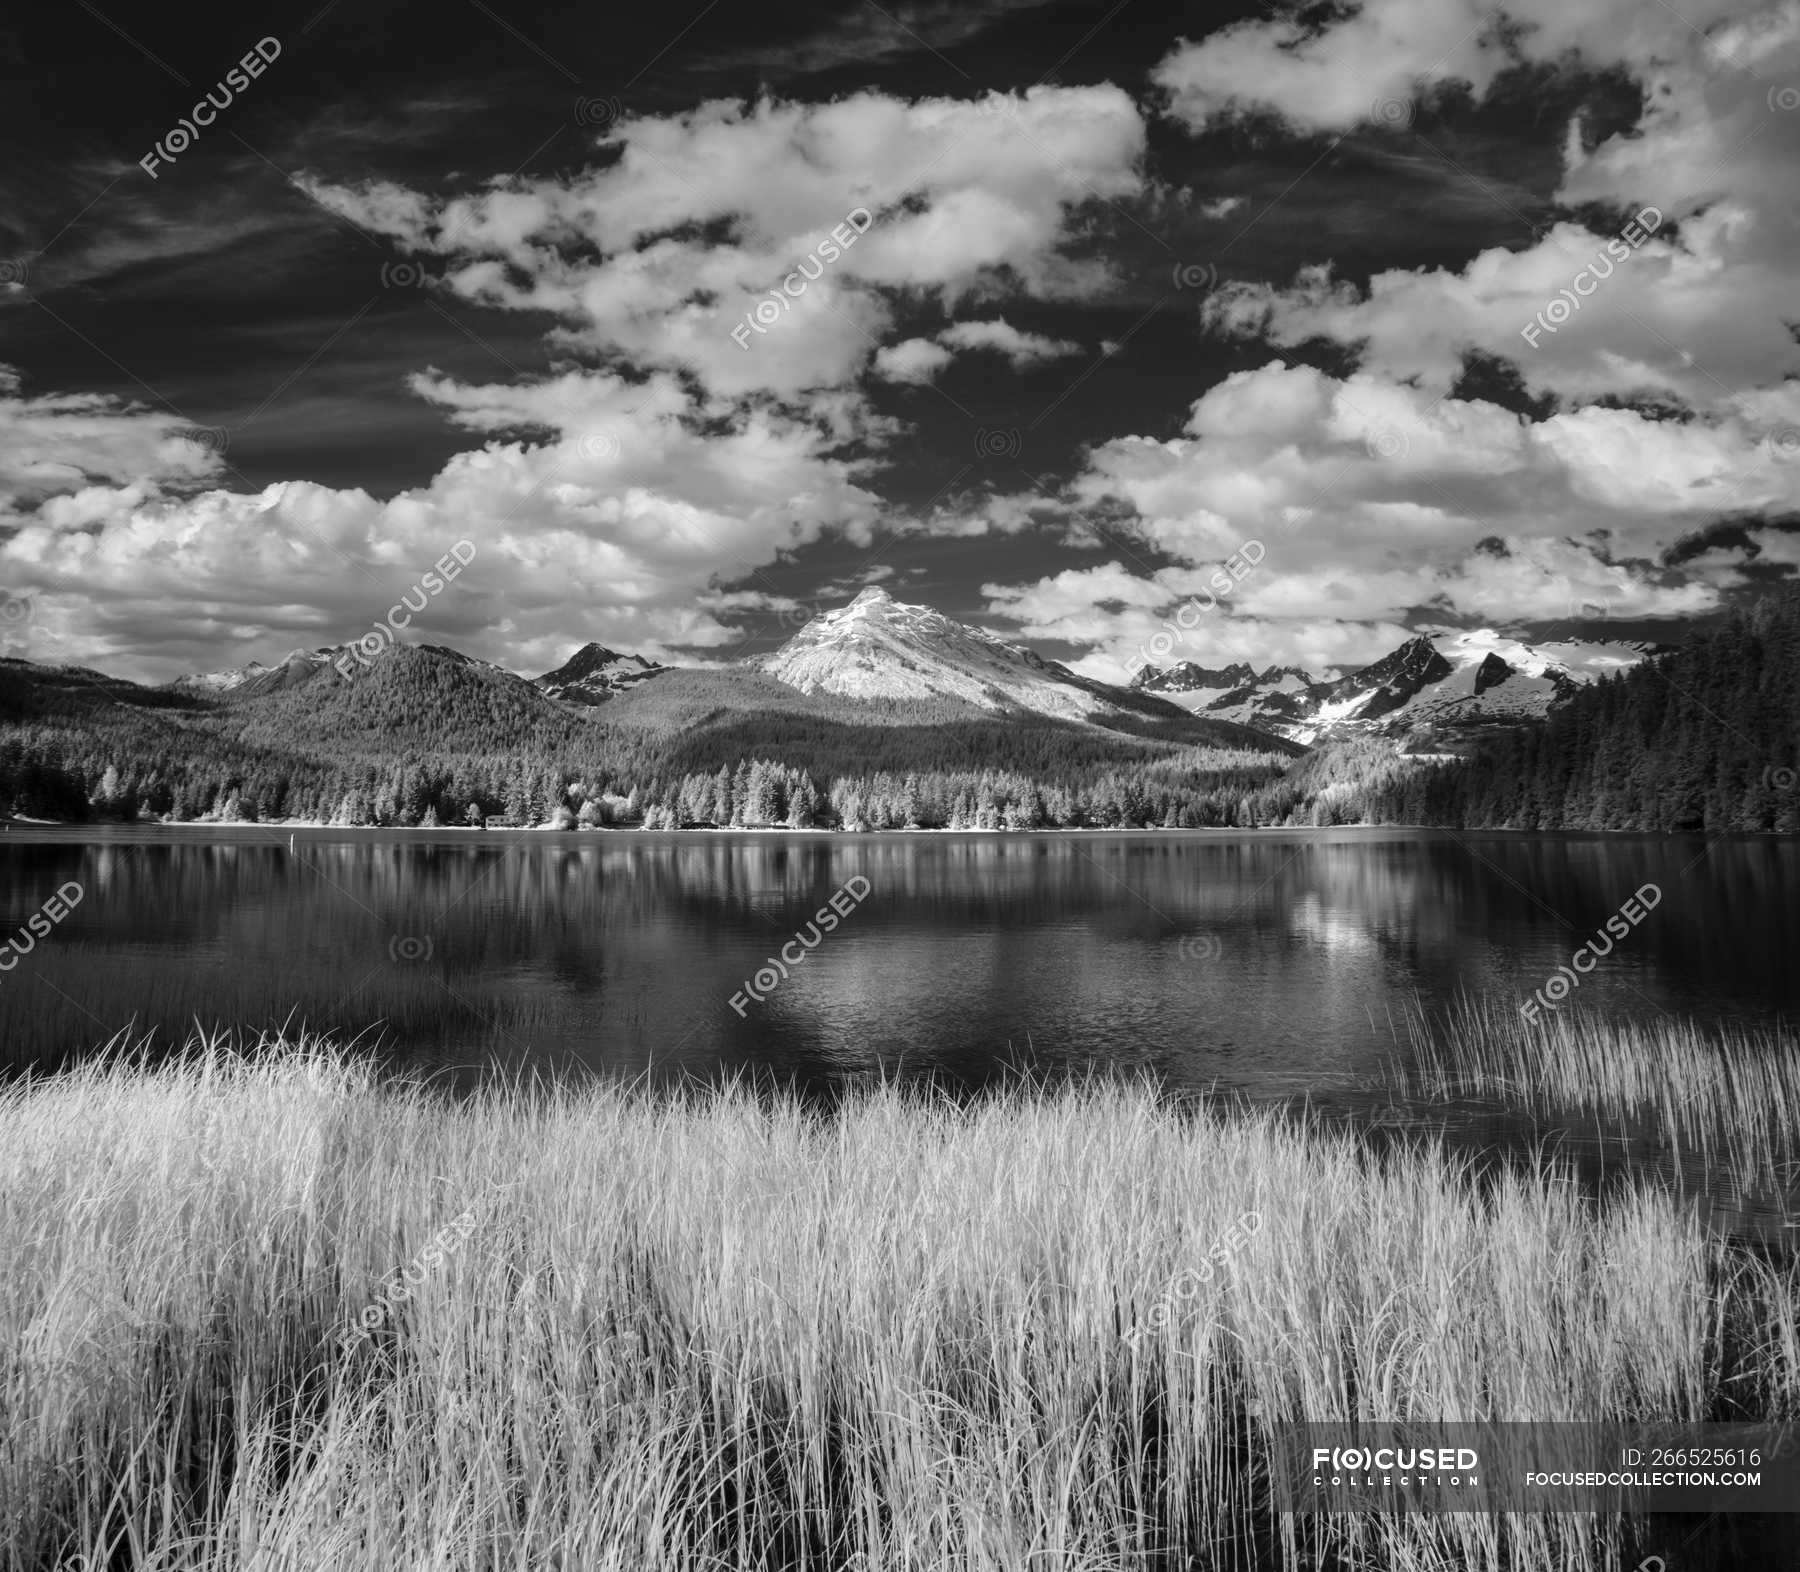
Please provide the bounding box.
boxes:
[1131,659,1257,693]
[532,639,664,705]
[1259,664,1315,684]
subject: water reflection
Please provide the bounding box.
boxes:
[0,829,1792,1099]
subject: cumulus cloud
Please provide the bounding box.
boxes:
[935,317,1082,367]
[1082,361,1798,561]
[873,337,955,384]
[1203,205,1799,414]
[979,358,1782,675]
[1,84,1146,681]
[996,543,1712,682]
[1177,1,1800,413]
[0,369,885,681]
[300,87,1145,402]
[989,557,1418,677]
[11,9,1793,688]
[0,367,225,510]
[1155,0,1509,135]
[1153,0,1754,136]
[872,316,1081,382]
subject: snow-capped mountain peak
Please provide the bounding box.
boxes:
[172,659,275,695]
[755,586,1292,752]
[1129,659,1257,695]
[534,643,665,705]
[169,647,341,697]
[1132,627,1658,743]
[757,588,1094,712]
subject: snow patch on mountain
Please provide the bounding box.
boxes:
[171,641,519,700]
[1136,661,1314,718]
[758,586,1111,720]
[1133,628,1657,744]
[170,648,342,698]
[172,662,274,695]
[535,643,665,705]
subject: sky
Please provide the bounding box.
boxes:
[0,0,1797,685]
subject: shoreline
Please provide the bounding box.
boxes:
[3,817,1795,841]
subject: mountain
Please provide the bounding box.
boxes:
[1203,667,1322,732]
[0,634,1302,828]
[171,642,520,701]
[1366,630,1662,741]
[8,641,596,824]
[147,595,1292,773]
[2,656,204,719]
[758,587,1272,746]
[1129,660,1258,698]
[760,586,1090,715]
[8,589,1786,832]
[177,638,669,707]
[171,661,272,696]
[1362,593,1800,832]
[170,648,339,698]
[1134,661,1314,718]
[1298,635,1455,735]
[534,643,665,705]
[144,612,1658,756]
[1134,629,1659,744]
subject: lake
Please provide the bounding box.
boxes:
[2,826,1793,1098]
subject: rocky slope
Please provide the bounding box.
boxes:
[534,643,665,705]
[759,587,1207,730]
[1133,629,1658,743]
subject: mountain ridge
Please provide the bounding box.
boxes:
[6,591,1795,835]
[535,643,665,705]
[754,585,1266,745]
[160,594,1660,752]
[1132,627,1662,743]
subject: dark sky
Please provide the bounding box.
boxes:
[1,0,1607,478]
[0,0,1791,680]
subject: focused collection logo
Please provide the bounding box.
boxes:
[1311,1446,1480,1485]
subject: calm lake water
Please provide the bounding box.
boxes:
[2,826,1793,1095]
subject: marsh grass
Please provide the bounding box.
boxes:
[0,946,570,1080]
[2,1034,1797,1571]
[1400,999,1800,1211]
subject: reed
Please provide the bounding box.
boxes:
[1,1033,1795,1571]
[1400,998,1800,1206]
[0,944,566,1080]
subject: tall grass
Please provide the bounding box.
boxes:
[1400,999,1800,1208]
[0,945,571,1080]
[2,1035,1796,1571]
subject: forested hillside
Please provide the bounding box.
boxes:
[3,593,1794,832]
[0,651,589,825]
[1356,593,1800,831]
[0,649,1301,828]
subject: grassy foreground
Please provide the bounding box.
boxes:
[2,1040,1797,1571]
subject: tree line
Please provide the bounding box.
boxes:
[2,591,1795,833]
[0,653,1300,828]
[1356,592,1800,832]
